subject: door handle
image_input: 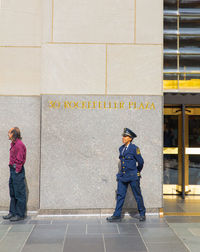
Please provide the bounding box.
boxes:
[175,109,191,113]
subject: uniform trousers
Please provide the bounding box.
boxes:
[113,178,146,217]
[9,166,26,218]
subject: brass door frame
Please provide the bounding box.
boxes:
[185,108,200,194]
[163,107,182,195]
[163,107,200,195]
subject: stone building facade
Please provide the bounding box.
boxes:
[0,0,163,213]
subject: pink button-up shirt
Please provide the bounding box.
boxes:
[9,139,26,173]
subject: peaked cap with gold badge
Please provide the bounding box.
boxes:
[122,128,137,139]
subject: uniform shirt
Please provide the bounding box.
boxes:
[117,143,144,182]
[9,139,26,173]
[122,143,130,153]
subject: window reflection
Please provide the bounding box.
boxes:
[180,0,200,15]
[164,55,177,72]
[164,0,200,90]
[164,36,177,53]
[179,73,200,88]
[164,0,177,11]
[164,73,178,80]
[164,115,178,147]
[180,17,200,35]
[189,155,200,185]
[179,73,200,80]
[164,16,177,34]
[180,55,200,72]
[180,36,200,54]
[189,116,200,147]
[163,74,178,89]
[164,154,178,184]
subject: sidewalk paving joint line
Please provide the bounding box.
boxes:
[35,213,159,218]
[135,223,149,252]
[0,226,12,244]
[19,224,35,252]
[102,233,107,252]
[61,224,69,252]
[166,222,191,252]
[116,224,120,234]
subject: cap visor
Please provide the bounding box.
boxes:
[122,133,132,138]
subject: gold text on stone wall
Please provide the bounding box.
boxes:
[48,101,156,110]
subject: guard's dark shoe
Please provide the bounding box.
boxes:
[106,215,121,222]
[139,216,146,222]
[3,213,14,220]
[10,216,24,222]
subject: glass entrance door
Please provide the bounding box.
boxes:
[163,107,200,195]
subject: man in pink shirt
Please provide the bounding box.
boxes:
[3,127,27,221]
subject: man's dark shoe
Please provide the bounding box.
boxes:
[10,215,24,222]
[139,216,146,222]
[106,215,121,222]
[3,213,14,220]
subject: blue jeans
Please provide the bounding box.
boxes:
[9,166,26,218]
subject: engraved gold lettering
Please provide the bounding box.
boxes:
[139,103,144,109]
[88,101,92,109]
[70,101,75,109]
[49,100,155,111]
[49,100,54,108]
[120,102,125,109]
[73,102,79,108]
[64,101,71,108]
[150,102,155,110]
[99,102,103,109]
[93,101,97,109]
[129,102,133,109]
[49,100,60,108]
[104,102,112,109]
[82,101,87,109]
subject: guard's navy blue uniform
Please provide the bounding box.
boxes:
[113,143,146,217]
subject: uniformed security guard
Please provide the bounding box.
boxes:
[107,128,146,222]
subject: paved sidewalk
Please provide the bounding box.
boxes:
[0,215,194,252]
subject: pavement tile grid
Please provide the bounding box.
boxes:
[166,217,200,252]
[0,216,190,252]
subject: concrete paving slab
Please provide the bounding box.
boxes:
[104,234,147,252]
[117,223,140,235]
[146,241,189,252]
[67,224,86,234]
[63,234,104,252]
[0,216,194,252]
[139,227,181,243]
